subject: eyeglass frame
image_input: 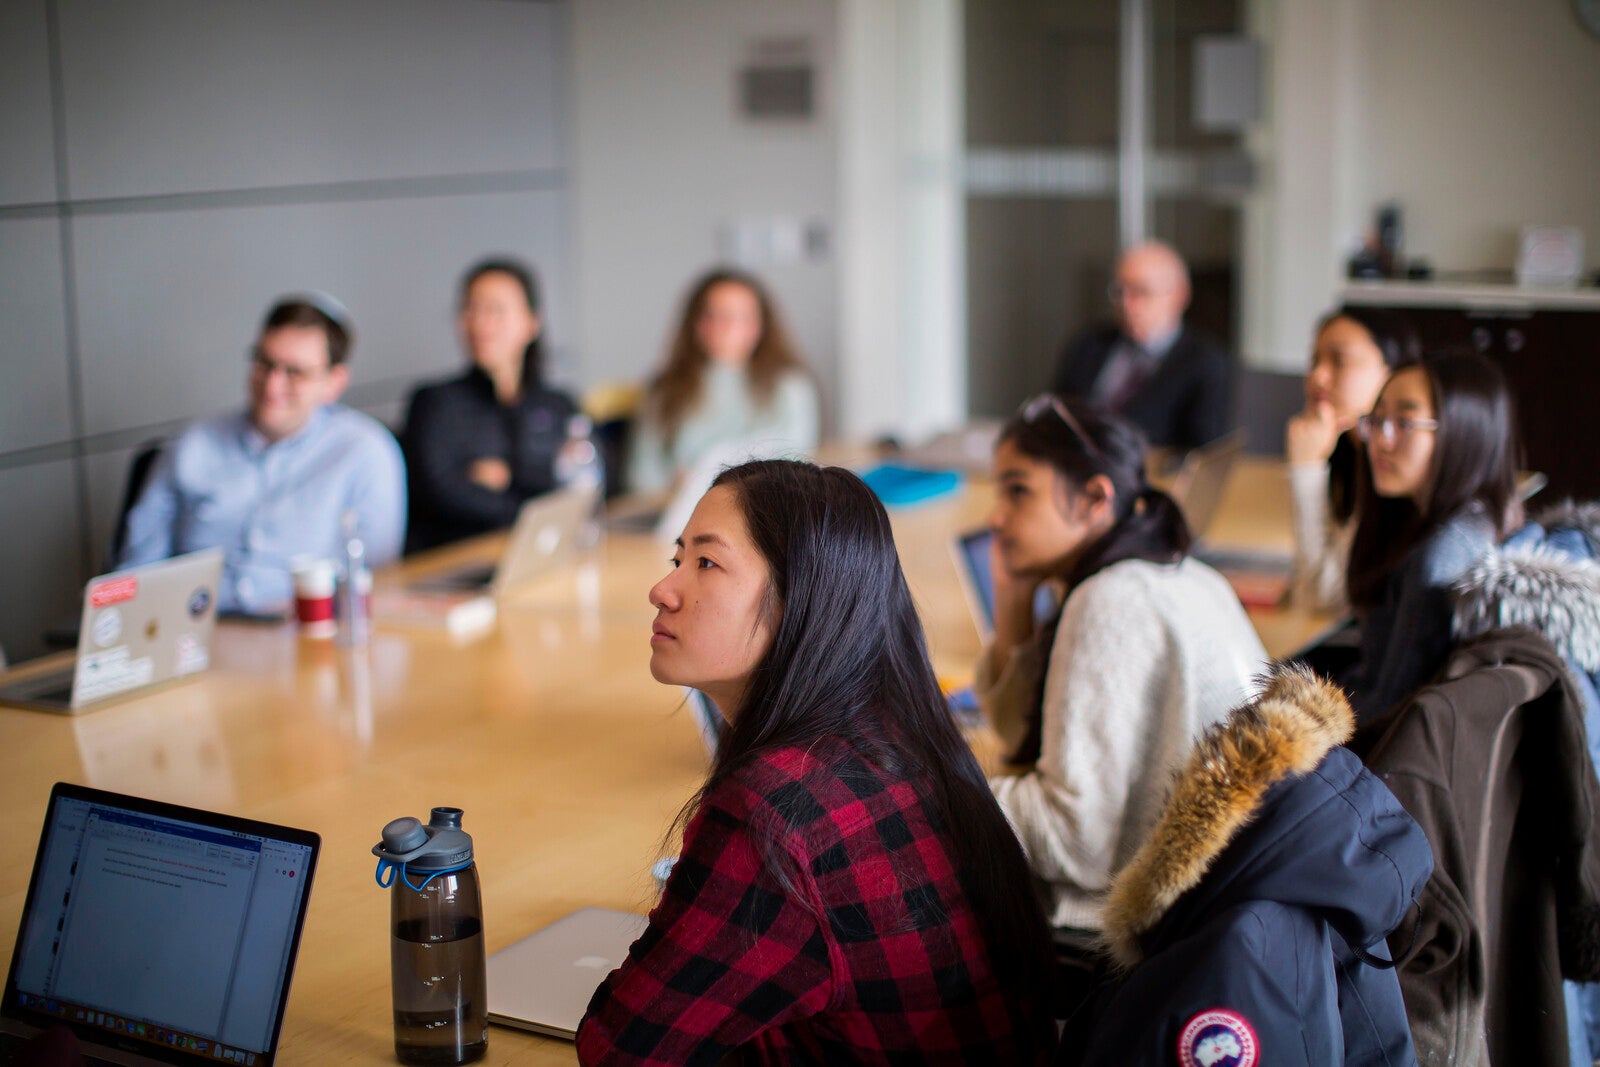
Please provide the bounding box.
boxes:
[1355,413,1439,445]
[248,348,331,387]
[1018,393,1105,462]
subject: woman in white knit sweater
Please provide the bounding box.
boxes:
[1285,307,1421,610]
[975,395,1268,967]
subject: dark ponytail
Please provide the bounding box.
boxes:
[999,397,1190,766]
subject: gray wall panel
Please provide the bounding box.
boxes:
[0,219,74,453]
[0,0,57,206]
[2,2,571,667]
[0,460,85,664]
[58,0,566,200]
[72,189,569,437]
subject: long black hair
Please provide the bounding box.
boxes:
[999,395,1192,591]
[684,459,1056,1002]
[1318,306,1423,523]
[1346,352,1523,608]
[459,256,546,392]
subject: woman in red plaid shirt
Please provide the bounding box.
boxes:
[577,460,1058,1064]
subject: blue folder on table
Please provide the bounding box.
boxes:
[860,464,962,507]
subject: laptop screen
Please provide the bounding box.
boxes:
[951,529,1056,637]
[4,784,319,1065]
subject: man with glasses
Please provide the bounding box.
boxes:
[1051,240,1234,452]
[116,295,405,615]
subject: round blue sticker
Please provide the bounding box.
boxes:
[1178,1008,1258,1067]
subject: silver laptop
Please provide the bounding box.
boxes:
[1167,428,1246,541]
[486,908,649,1040]
[608,438,797,541]
[410,484,600,598]
[948,528,1057,642]
[0,782,319,1065]
[0,548,223,714]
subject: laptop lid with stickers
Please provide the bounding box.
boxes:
[0,548,223,714]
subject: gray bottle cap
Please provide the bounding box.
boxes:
[382,817,428,853]
[373,808,474,871]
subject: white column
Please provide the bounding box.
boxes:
[1118,0,1150,248]
[837,0,965,441]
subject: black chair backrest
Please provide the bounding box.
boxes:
[109,440,165,569]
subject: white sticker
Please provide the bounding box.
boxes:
[174,633,209,676]
[92,607,123,648]
[75,646,154,701]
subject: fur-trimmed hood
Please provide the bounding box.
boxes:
[1099,663,1431,970]
[1453,503,1600,674]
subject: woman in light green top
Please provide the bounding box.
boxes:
[627,268,819,493]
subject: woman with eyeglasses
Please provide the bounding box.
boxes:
[976,394,1268,1002]
[1342,352,1523,723]
[577,460,1057,1064]
[1285,307,1420,609]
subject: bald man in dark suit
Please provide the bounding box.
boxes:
[1052,241,1234,452]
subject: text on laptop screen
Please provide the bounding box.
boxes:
[12,796,313,1058]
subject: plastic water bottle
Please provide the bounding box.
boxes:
[337,510,370,647]
[555,414,605,547]
[374,808,487,1065]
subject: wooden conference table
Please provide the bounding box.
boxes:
[0,456,1328,1064]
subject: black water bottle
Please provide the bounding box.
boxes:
[374,807,487,1064]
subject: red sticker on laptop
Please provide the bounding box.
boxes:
[90,575,139,607]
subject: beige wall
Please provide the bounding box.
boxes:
[570,0,839,409]
[1248,0,1600,370]
[1356,0,1600,275]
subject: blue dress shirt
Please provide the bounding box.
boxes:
[116,406,406,615]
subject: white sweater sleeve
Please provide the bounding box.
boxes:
[973,629,1051,759]
[1288,461,1350,612]
[988,574,1168,913]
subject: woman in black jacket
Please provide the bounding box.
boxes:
[402,258,578,552]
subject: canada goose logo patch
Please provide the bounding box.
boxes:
[1178,1008,1258,1067]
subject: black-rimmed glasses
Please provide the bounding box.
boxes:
[248,349,326,387]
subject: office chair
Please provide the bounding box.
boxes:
[108,439,164,568]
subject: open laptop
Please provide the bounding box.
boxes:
[948,529,1057,642]
[486,907,649,1040]
[484,689,717,1040]
[1166,428,1246,541]
[0,782,319,1066]
[607,439,798,541]
[0,548,223,715]
[409,484,600,598]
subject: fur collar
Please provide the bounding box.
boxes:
[1099,664,1354,970]
[1453,542,1600,674]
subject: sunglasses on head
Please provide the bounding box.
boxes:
[1018,393,1104,461]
